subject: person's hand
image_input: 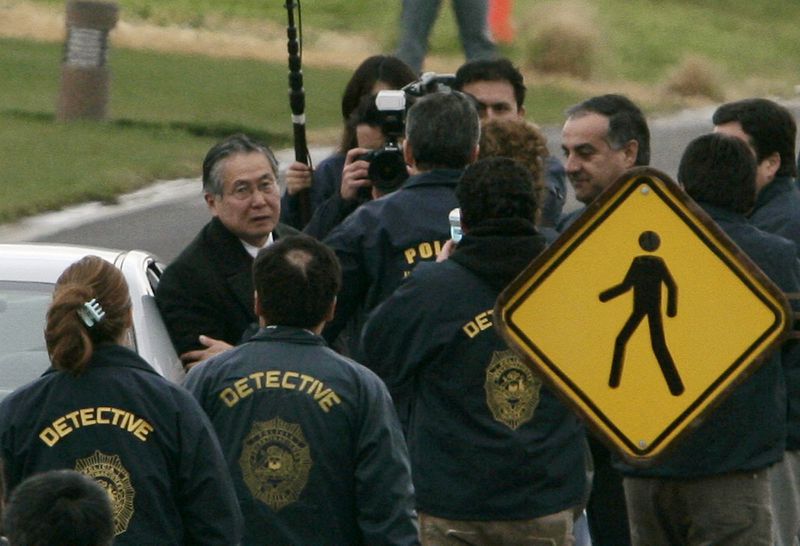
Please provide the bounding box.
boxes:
[180,335,233,370]
[436,239,457,262]
[285,162,313,195]
[340,147,373,201]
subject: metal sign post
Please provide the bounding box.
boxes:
[56,1,118,121]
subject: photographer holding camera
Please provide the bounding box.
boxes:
[282,55,416,229]
[323,90,480,357]
[303,93,409,240]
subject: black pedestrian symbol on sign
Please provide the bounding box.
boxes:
[599,231,684,396]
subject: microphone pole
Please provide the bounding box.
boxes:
[285,0,312,226]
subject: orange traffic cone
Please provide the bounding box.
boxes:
[488,0,514,43]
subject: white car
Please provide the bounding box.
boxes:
[0,244,184,398]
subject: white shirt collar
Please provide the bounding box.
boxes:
[241,232,274,258]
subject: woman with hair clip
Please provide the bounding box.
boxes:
[281,54,416,229]
[0,256,242,545]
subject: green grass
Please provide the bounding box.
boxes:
[5,0,800,223]
[110,50,349,128]
[523,85,586,125]
[0,111,213,221]
[29,0,405,41]
[24,0,800,90]
[593,0,800,87]
[0,37,352,222]
[0,37,350,129]
[28,0,800,91]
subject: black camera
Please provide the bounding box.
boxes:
[359,145,406,192]
[402,72,457,97]
[358,90,408,193]
[358,74,457,193]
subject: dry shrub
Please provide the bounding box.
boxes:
[520,1,600,80]
[664,55,725,102]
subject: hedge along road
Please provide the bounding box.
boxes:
[5,101,800,263]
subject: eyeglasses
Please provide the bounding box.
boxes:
[225,180,278,201]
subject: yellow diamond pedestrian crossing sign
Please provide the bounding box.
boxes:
[495,168,791,463]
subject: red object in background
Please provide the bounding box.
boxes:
[488,0,514,43]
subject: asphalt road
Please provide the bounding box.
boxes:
[8,101,800,263]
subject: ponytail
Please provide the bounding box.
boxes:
[45,284,95,373]
[44,256,131,375]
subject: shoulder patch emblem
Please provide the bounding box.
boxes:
[74,450,135,536]
[240,417,312,511]
[485,349,542,430]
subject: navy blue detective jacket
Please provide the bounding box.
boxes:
[619,204,800,478]
[748,175,800,451]
[362,219,587,520]
[0,344,243,545]
[184,326,419,546]
[323,168,462,348]
[749,176,800,246]
[541,156,568,228]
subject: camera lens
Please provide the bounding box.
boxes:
[369,150,408,192]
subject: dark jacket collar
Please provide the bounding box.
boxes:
[249,325,328,346]
[205,217,252,269]
[205,217,300,274]
[753,176,796,212]
[699,202,747,225]
[450,218,546,292]
[43,344,158,377]
[401,168,464,190]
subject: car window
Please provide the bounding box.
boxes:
[0,281,53,399]
[146,260,164,293]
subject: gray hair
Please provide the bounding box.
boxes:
[405,92,480,170]
[202,133,279,195]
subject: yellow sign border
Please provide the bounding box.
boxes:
[495,168,791,464]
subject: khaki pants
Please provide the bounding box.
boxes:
[624,470,772,546]
[770,451,800,546]
[419,508,576,546]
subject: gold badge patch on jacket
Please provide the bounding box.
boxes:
[485,349,541,430]
[75,450,135,536]
[240,417,312,510]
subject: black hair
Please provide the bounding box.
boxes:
[567,94,650,166]
[405,92,480,170]
[341,55,417,120]
[3,470,114,546]
[712,98,797,178]
[678,133,757,213]
[456,157,538,229]
[338,55,417,152]
[253,236,341,329]
[454,58,526,109]
[202,134,278,195]
[347,93,383,130]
